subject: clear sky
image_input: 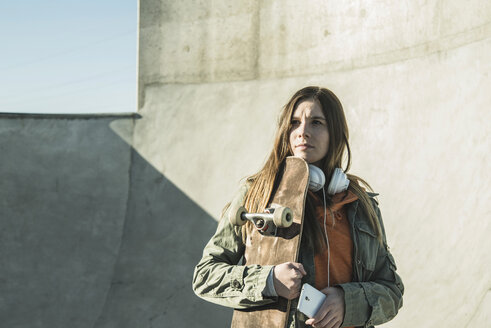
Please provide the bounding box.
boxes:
[0,1,137,114]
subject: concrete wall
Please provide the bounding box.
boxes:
[137,0,491,327]
[0,115,230,327]
[0,116,133,327]
[1,1,489,327]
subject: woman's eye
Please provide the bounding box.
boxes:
[313,120,323,125]
[291,120,300,125]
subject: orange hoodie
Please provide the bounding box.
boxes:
[310,190,359,290]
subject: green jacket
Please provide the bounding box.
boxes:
[192,185,404,327]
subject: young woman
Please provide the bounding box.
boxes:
[193,86,404,328]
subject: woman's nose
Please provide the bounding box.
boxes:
[297,122,310,138]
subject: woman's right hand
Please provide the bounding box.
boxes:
[273,262,307,300]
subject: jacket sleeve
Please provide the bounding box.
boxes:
[192,185,278,309]
[338,201,404,327]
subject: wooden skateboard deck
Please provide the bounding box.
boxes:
[231,156,310,328]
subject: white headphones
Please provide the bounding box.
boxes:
[308,165,349,195]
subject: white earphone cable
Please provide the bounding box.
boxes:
[322,186,330,287]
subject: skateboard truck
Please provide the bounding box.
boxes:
[229,205,293,236]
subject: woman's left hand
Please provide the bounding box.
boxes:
[305,286,345,328]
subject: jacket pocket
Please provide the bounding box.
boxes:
[386,251,404,294]
[354,222,378,279]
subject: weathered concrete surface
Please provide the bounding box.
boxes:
[0,116,231,327]
[139,0,491,86]
[136,1,491,327]
[1,1,489,327]
[0,117,133,327]
[92,150,232,327]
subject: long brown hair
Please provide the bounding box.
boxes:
[243,86,382,250]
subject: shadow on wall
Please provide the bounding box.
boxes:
[0,116,231,328]
[94,146,233,328]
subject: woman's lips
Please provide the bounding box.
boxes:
[296,144,313,150]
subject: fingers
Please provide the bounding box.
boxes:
[306,313,340,328]
[313,314,341,328]
[273,262,306,300]
[305,289,345,327]
[290,262,307,276]
[288,263,305,299]
[292,269,304,279]
[306,300,330,325]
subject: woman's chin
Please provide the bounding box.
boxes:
[292,154,308,162]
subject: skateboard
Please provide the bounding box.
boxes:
[230,156,310,328]
[228,204,293,236]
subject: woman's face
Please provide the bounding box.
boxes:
[289,99,329,166]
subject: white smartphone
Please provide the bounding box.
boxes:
[297,283,326,318]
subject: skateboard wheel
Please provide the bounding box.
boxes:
[273,206,293,228]
[229,204,247,226]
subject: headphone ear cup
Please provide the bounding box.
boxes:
[327,168,350,195]
[308,165,326,192]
